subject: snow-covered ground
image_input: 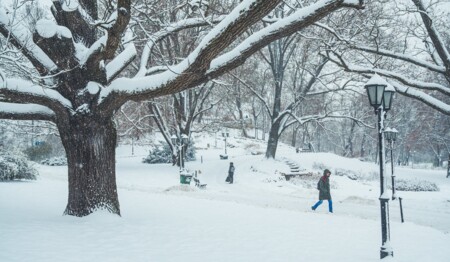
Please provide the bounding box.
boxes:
[1,135,449,262]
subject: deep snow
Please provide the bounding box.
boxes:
[0,135,449,262]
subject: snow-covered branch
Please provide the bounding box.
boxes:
[0,78,73,117]
[412,0,450,71]
[284,112,374,131]
[0,9,57,75]
[392,82,450,115]
[327,51,450,115]
[135,15,225,77]
[314,22,446,74]
[106,30,137,82]
[205,0,363,80]
[0,102,55,121]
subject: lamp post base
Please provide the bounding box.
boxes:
[380,247,394,259]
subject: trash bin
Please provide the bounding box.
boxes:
[180,173,193,184]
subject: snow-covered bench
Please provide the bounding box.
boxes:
[193,176,207,189]
[193,171,207,189]
[296,148,312,153]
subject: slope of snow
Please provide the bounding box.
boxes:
[0,137,449,262]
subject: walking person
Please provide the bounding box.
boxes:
[311,169,333,213]
[226,162,235,184]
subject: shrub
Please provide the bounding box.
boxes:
[41,157,67,166]
[394,179,439,192]
[0,153,38,181]
[142,142,172,164]
[142,140,197,164]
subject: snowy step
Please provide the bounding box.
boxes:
[281,172,312,181]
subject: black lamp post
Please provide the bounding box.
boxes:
[221,129,229,155]
[365,75,395,259]
[171,133,189,172]
[385,127,399,200]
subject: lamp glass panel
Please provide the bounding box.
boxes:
[385,131,392,141]
[366,85,377,106]
[391,131,397,141]
[383,91,394,111]
[376,85,385,106]
[171,135,177,144]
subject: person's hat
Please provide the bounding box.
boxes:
[324,169,331,175]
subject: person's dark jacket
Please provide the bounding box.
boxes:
[318,175,331,200]
[228,165,235,175]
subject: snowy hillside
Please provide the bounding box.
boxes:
[1,135,449,262]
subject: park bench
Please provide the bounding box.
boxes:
[296,147,312,153]
[193,171,207,189]
[296,143,314,153]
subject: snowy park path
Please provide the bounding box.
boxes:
[1,146,449,262]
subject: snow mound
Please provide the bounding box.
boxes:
[164,185,197,192]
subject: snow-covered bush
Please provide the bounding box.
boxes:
[142,140,196,164]
[244,143,264,155]
[312,162,330,171]
[312,162,377,181]
[288,174,338,189]
[142,142,172,164]
[394,179,439,192]
[334,168,378,181]
[0,153,38,181]
[40,157,67,166]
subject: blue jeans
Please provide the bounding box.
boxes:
[312,200,333,213]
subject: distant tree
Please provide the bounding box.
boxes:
[322,0,450,115]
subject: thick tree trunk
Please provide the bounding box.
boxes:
[58,116,120,217]
[265,121,280,159]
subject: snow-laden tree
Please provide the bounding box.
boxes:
[0,0,364,216]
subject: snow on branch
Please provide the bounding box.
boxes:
[99,0,282,106]
[136,16,225,77]
[0,9,58,75]
[392,82,450,115]
[52,0,96,46]
[106,30,137,82]
[35,19,72,39]
[33,19,77,70]
[327,52,450,95]
[314,22,446,74]
[0,78,73,113]
[283,112,374,134]
[205,0,364,79]
[99,0,363,113]
[0,102,55,121]
[327,52,450,115]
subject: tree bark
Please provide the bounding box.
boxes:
[447,154,450,178]
[58,116,120,217]
[265,121,281,158]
